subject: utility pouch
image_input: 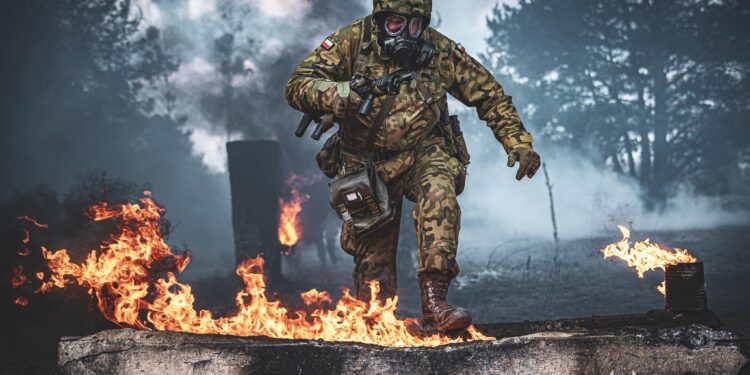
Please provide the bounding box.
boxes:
[448,115,471,167]
[316,133,342,178]
[329,161,396,236]
[437,113,470,195]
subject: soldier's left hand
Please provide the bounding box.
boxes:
[507,147,541,180]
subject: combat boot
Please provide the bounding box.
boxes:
[419,272,472,332]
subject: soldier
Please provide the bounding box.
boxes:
[286,0,541,333]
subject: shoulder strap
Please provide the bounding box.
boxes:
[365,96,396,149]
[358,15,394,150]
[344,15,392,151]
[350,15,373,77]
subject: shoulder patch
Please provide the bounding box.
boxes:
[456,43,466,54]
[321,38,335,50]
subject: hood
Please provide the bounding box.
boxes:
[372,0,432,19]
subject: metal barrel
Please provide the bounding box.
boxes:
[665,262,708,312]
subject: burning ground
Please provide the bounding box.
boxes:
[8,193,492,348]
[2,192,749,373]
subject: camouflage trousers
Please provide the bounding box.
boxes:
[339,137,464,301]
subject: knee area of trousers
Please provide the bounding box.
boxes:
[419,179,456,202]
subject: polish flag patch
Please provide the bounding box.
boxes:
[457,43,466,54]
[321,38,335,50]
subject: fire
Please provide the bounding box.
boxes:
[17,215,48,228]
[277,175,310,248]
[601,225,698,295]
[21,193,493,347]
[11,266,28,288]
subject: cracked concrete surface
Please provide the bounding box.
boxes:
[58,319,749,375]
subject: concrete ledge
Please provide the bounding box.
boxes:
[58,313,749,375]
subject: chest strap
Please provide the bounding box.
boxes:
[344,15,393,153]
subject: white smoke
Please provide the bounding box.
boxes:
[431,0,520,55]
[455,113,750,245]
[184,0,217,20]
[131,0,165,29]
[130,0,747,241]
[253,0,312,19]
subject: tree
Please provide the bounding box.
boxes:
[0,0,182,194]
[486,0,750,204]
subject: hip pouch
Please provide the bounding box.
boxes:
[316,133,341,178]
[447,115,471,167]
[438,113,471,195]
[329,161,396,237]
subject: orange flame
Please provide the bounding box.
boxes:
[14,296,28,307]
[29,194,493,347]
[11,265,28,288]
[601,225,698,295]
[278,176,310,248]
[17,215,48,228]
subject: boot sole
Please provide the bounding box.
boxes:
[440,314,472,332]
[422,313,472,333]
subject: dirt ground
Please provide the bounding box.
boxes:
[281,225,750,338]
[450,226,750,339]
[1,225,748,374]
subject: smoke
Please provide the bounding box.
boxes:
[2,0,746,281]
[454,109,750,247]
[145,0,368,173]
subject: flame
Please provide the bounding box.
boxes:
[25,193,493,347]
[278,175,310,248]
[17,215,48,228]
[11,265,28,288]
[14,296,28,307]
[19,227,32,255]
[601,225,698,295]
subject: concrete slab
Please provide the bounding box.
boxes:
[58,312,749,375]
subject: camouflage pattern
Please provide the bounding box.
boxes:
[339,137,462,301]
[372,0,432,18]
[285,0,536,301]
[285,18,534,153]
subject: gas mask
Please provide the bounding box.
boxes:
[377,12,436,69]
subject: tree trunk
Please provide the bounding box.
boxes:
[623,131,638,178]
[638,85,652,188]
[649,0,669,204]
[652,67,669,202]
[610,148,624,174]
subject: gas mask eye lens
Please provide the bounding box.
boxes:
[385,15,406,35]
[409,18,422,38]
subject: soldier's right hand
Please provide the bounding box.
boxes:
[315,81,347,119]
[317,81,362,119]
[317,79,387,119]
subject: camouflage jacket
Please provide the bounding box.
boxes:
[285,17,534,154]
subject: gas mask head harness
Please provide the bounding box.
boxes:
[375,12,436,69]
